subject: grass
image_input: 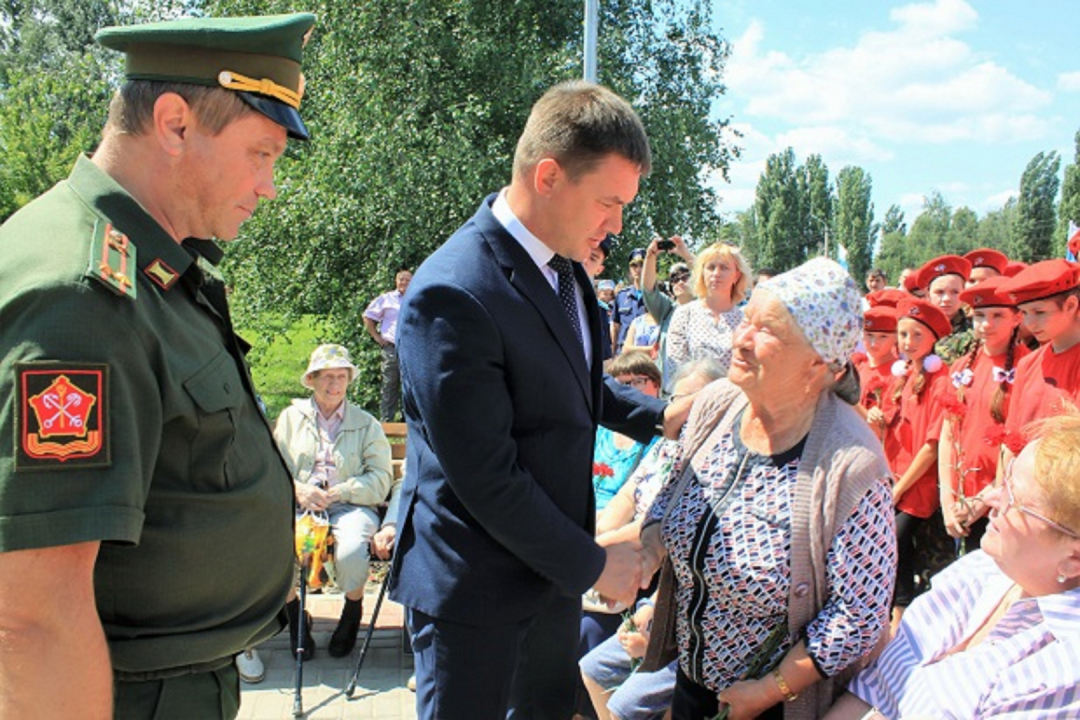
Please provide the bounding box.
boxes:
[240,315,325,421]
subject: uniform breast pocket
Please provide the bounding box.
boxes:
[182,350,244,491]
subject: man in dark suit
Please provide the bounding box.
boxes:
[391,81,680,719]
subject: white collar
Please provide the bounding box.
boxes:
[492,190,555,271]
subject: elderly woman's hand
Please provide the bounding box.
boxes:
[294,482,333,512]
[371,525,396,560]
[942,501,970,539]
[717,677,783,720]
[866,407,886,429]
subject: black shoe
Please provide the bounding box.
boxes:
[327,597,363,658]
[286,599,316,660]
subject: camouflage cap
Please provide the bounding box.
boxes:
[95,13,316,140]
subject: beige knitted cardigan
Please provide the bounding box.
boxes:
[677,379,893,719]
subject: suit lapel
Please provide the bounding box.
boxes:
[473,199,593,412]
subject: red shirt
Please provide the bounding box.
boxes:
[893,364,950,518]
[1006,341,1080,437]
[855,355,902,463]
[946,344,1029,499]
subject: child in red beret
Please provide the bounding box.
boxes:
[963,247,1008,286]
[937,277,1027,554]
[916,255,974,363]
[856,306,901,461]
[998,259,1080,464]
[889,297,953,626]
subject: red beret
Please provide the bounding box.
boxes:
[863,306,898,333]
[959,277,1015,308]
[963,248,1008,275]
[998,259,1080,305]
[1003,261,1028,278]
[866,288,907,308]
[902,272,920,293]
[916,255,973,290]
[896,297,952,340]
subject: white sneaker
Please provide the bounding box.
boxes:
[236,648,265,684]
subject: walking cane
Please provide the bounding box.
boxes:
[344,559,395,698]
[292,557,310,718]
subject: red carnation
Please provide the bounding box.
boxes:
[593,462,614,478]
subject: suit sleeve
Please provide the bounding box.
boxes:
[399,281,607,595]
[600,375,666,444]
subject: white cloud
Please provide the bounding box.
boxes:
[1058,71,1080,92]
[775,126,894,163]
[981,189,1017,211]
[724,0,1052,145]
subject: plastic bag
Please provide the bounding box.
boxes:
[295,510,334,589]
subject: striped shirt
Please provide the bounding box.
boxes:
[848,550,1080,718]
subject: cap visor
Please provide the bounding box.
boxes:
[238,92,309,140]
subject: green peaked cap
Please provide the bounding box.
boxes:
[95,13,316,140]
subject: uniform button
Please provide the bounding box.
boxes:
[794,583,809,598]
[224,382,231,393]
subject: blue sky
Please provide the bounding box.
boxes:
[708,0,1080,226]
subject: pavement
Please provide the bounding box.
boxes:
[236,582,417,720]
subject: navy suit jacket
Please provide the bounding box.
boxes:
[390,194,665,625]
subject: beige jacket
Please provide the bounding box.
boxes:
[274,399,393,507]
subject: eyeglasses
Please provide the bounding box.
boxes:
[1000,465,1080,539]
[669,273,690,284]
[618,376,654,389]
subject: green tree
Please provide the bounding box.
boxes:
[907,192,952,264]
[1015,150,1061,262]
[753,147,804,272]
[1058,131,1080,257]
[799,154,832,260]
[976,198,1017,253]
[944,206,978,255]
[834,165,874,282]
[881,204,906,237]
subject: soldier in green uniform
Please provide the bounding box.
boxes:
[0,13,315,719]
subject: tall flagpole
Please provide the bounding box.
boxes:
[584,0,598,82]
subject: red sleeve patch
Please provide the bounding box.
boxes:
[16,363,110,471]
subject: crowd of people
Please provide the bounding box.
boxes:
[1,10,1078,720]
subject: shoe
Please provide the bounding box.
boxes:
[407,674,416,692]
[286,599,316,660]
[235,648,265,684]
[328,597,363,658]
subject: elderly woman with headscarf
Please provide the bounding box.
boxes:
[828,413,1080,719]
[640,258,898,719]
[274,344,392,659]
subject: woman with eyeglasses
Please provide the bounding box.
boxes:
[827,413,1080,719]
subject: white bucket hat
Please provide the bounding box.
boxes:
[300,344,359,389]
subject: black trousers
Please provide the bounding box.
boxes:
[408,594,580,720]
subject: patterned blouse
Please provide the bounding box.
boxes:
[663,301,744,393]
[647,422,896,692]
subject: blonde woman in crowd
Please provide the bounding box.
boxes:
[663,243,751,394]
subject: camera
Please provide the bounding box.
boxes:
[657,239,675,251]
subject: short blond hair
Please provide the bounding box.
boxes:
[692,243,752,303]
[1027,413,1080,535]
[104,80,256,137]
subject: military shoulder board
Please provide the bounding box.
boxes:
[86,220,137,299]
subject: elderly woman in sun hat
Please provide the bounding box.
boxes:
[274,343,393,659]
[640,258,897,719]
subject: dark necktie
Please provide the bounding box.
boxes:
[548,255,583,347]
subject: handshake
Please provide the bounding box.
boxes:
[592,533,664,610]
